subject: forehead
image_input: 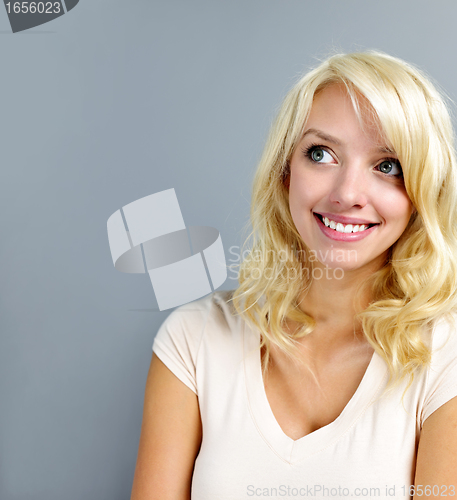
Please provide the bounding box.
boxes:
[305,83,391,151]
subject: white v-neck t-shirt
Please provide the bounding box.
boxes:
[152,290,457,499]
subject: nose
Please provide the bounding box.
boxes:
[328,162,368,209]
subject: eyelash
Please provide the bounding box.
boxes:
[302,143,403,177]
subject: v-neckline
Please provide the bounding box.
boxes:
[243,321,387,464]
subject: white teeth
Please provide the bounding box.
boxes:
[321,216,371,233]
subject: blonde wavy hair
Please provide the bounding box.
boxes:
[231,50,457,389]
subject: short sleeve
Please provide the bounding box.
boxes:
[421,315,457,424]
[152,299,210,395]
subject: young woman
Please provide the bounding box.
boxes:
[130,51,457,499]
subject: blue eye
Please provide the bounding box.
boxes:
[377,159,402,176]
[305,146,334,163]
[311,149,324,162]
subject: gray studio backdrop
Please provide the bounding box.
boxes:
[1,1,456,498]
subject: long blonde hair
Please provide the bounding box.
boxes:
[231,50,457,388]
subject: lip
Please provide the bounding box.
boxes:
[315,212,379,225]
[314,213,379,242]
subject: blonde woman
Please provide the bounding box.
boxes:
[131,51,457,499]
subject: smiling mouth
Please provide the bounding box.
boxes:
[314,213,379,234]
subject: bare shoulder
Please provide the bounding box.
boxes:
[414,395,457,499]
[130,353,202,500]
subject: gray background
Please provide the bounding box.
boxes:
[0,1,455,498]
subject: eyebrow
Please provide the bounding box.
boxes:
[302,128,396,155]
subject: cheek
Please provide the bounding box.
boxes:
[288,170,321,211]
[289,181,313,227]
[288,176,324,241]
[377,189,413,228]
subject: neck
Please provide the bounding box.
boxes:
[295,258,383,343]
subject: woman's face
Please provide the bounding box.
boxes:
[287,83,414,274]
